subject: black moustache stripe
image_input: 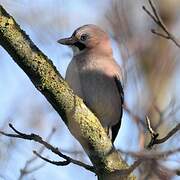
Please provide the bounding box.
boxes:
[74,42,86,51]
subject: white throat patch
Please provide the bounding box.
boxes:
[71,45,85,56]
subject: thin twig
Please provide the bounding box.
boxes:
[143,0,180,48]
[145,117,180,148]
[33,150,94,172]
[118,148,180,176]
[153,123,180,145]
[151,29,169,39]
[146,116,158,137]
[146,116,159,148]
[33,151,69,166]
[18,127,56,180]
[111,159,142,176]
[119,147,180,160]
[20,162,46,177]
[123,104,146,127]
[0,124,95,173]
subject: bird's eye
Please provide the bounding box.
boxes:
[80,34,88,41]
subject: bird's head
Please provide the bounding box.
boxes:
[57,24,112,56]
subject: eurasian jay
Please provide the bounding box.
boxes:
[58,24,124,142]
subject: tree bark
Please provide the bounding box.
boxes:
[0,5,135,180]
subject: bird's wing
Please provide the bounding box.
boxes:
[111,75,124,143]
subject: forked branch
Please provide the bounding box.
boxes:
[0,124,95,173]
[146,117,180,148]
[143,0,180,48]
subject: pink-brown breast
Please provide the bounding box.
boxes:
[65,52,123,128]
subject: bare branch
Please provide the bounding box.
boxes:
[123,104,146,127]
[143,0,180,48]
[145,118,180,148]
[151,29,169,39]
[153,123,180,145]
[33,151,69,166]
[110,160,142,176]
[119,148,180,160]
[146,116,158,138]
[18,127,56,180]
[119,148,180,177]
[146,116,159,148]
[33,150,94,173]
[0,124,95,173]
[19,162,46,179]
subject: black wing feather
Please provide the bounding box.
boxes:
[111,75,124,143]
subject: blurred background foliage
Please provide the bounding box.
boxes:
[0,0,179,179]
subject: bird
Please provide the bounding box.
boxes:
[57,24,124,143]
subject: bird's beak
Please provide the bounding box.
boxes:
[57,36,77,45]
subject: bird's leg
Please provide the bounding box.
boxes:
[105,126,112,141]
